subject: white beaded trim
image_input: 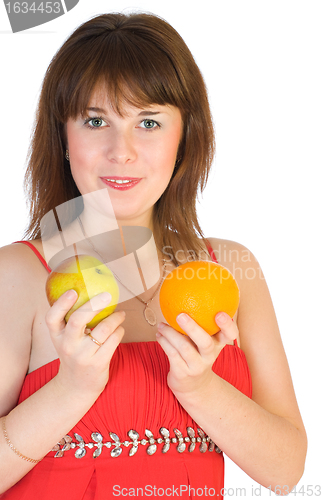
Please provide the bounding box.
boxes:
[51,427,222,458]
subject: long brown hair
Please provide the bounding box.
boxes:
[24,12,215,266]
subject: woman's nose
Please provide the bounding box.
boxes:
[106,129,137,164]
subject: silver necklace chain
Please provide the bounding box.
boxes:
[77,216,166,326]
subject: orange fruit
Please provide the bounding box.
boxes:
[159,260,239,335]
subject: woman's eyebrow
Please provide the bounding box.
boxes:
[85,107,162,116]
[137,110,161,116]
[86,107,106,113]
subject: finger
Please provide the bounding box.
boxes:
[175,314,216,360]
[84,310,126,349]
[156,329,189,373]
[46,289,79,335]
[214,313,238,343]
[157,322,202,368]
[51,291,112,340]
[92,324,125,362]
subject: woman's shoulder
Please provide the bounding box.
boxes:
[205,237,263,287]
[205,236,257,264]
[0,240,49,336]
[0,239,48,281]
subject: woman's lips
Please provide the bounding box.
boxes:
[100,176,142,191]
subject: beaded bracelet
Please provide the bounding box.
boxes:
[2,417,42,464]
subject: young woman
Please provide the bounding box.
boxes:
[0,12,306,499]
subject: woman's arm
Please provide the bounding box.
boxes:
[0,244,125,493]
[156,239,307,490]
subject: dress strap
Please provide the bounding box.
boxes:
[204,239,218,263]
[12,241,51,273]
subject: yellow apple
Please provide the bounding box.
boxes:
[45,254,119,329]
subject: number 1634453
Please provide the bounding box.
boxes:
[5,2,61,14]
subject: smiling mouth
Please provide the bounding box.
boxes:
[104,178,136,184]
[100,177,142,190]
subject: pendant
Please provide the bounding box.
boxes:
[143,306,157,326]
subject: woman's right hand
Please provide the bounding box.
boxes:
[45,290,125,399]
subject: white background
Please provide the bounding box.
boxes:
[0,1,322,497]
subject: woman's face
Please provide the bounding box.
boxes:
[66,90,182,228]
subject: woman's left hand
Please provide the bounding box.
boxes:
[156,312,238,397]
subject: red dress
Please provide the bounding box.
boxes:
[1,241,252,499]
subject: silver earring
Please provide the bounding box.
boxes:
[65,150,70,161]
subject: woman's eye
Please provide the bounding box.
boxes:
[140,119,160,130]
[85,117,107,128]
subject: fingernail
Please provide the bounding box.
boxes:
[65,290,77,299]
[216,313,226,323]
[157,322,165,330]
[177,313,188,325]
[99,292,112,303]
[90,292,111,310]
